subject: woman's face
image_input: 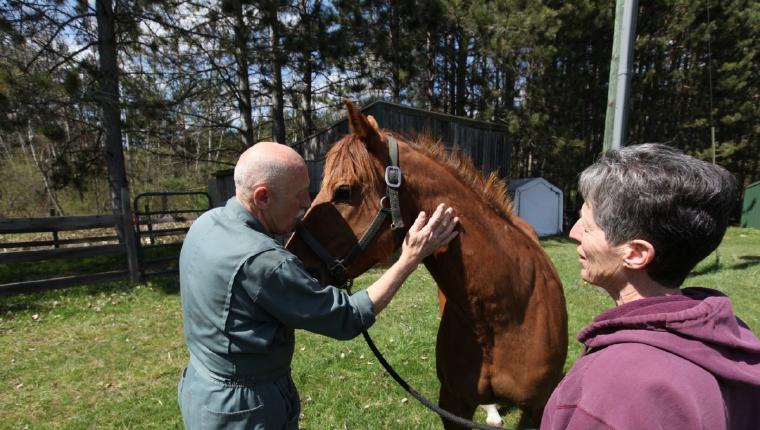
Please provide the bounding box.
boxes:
[568,203,626,288]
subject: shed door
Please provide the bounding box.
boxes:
[517,186,560,236]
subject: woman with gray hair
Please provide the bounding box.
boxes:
[541,143,760,429]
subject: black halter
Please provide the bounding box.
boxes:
[295,135,404,289]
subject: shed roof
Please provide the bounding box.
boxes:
[508,177,561,196]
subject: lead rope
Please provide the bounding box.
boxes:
[360,329,507,430]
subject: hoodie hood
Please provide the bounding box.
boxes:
[578,287,760,386]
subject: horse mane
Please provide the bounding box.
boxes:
[409,132,516,220]
[321,131,516,224]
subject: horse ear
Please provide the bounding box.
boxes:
[344,99,387,157]
[366,115,381,134]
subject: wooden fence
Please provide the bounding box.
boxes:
[0,191,211,296]
[0,214,133,296]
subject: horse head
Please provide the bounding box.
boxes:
[286,100,412,287]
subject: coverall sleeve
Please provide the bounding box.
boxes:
[238,250,377,340]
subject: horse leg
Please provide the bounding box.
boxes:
[437,288,446,315]
[439,384,479,430]
[516,404,543,430]
[481,404,503,427]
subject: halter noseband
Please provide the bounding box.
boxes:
[295,135,404,289]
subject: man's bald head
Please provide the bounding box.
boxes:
[234,142,307,200]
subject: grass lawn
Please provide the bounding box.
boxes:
[1,227,758,429]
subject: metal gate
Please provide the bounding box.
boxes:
[133,191,212,279]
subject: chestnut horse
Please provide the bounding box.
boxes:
[286,101,567,428]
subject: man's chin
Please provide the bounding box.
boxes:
[281,223,297,236]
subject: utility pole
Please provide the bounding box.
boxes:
[603,0,639,152]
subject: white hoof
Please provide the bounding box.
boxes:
[481,404,503,427]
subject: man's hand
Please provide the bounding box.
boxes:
[400,203,459,266]
[367,203,459,314]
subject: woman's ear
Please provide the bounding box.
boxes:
[622,239,655,270]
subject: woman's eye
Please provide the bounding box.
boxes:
[333,185,352,203]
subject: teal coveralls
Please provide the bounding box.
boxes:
[178,198,376,429]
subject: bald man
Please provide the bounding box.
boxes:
[177,142,458,429]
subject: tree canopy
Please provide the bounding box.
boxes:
[1,0,757,218]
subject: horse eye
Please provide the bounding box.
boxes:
[333,185,352,203]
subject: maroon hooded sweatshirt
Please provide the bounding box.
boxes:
[541,287,760,430]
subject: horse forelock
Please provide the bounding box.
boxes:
[320,134,383,195]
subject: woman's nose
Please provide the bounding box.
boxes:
[568,220,583,242]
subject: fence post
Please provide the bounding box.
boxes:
[120,187,141,283]
[50,208,60,249]
[145,203,155,245]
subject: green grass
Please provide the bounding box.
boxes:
[1,227,758,429]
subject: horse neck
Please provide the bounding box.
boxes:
[402,143,521,240]
[402,147,525,304]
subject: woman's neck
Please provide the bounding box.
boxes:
[608,272,682,306]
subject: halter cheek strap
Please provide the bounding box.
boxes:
[385,135,404,230]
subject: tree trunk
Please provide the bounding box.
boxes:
[389,3,401,103]
[26,121,64,215]
[0,135,11,161]
[299,60,316,139]
[232,0,255,148]
[455,29,468,117]
[95,0,131,241]
[447,34,456,114]
[269,4,286,144]
[424,31,436,110]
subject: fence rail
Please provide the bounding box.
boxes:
[2,234,120,250]
[0,215,119,234]
[0,213,131,296]
[0,190,211,297]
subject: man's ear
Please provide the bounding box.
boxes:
[252,186,270,208]
[622,239,655,270]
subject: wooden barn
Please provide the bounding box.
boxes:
[209,101,512,204]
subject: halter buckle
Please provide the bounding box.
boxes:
[385,166,402,188]
[328,259,349,285]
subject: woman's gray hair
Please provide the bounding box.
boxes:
[579,143,738,287]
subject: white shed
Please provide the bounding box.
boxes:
[508,178,564,237]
